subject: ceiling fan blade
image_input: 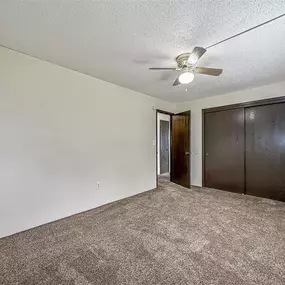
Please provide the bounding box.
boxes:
[187,47,207,65]
[173,77,180,86]
[195,67,223,76]
[149,67,177,70]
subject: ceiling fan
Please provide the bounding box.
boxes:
[149,47,223,86]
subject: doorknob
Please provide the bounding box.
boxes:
[185,152,190,155]
[206,153,209,156]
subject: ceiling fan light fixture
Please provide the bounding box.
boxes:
[178,72,194,84]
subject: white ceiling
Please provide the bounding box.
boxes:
[0,1,285,102]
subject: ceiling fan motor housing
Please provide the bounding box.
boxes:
[176,53,192,69]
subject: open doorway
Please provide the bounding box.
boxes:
[156,109,191,189]
[157,111,171,185]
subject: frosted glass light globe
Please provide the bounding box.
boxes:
[178,72,194,84]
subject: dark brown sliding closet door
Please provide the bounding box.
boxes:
[204,108,245,193]
[245,103,285,202]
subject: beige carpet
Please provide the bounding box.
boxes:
[1,177,285,284]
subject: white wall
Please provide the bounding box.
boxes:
[0,47,174,238]
[176,81,285,187]
[157,113,170,175]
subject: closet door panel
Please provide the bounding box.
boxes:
[245,103,285,202]
[204,108,245,193]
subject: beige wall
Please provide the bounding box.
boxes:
[176,81,285,187]
[0,47,174,238]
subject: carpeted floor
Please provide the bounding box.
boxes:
[1,177,285,285]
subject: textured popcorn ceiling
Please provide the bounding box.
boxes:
[0,1,285,102]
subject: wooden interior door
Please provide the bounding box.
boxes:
[160,120,169,174]
[245,103,285,202]
[204,108,245,193]
[171,111,190,188]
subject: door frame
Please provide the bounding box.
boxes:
[156,109,174,188]
[202,95,285,187]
